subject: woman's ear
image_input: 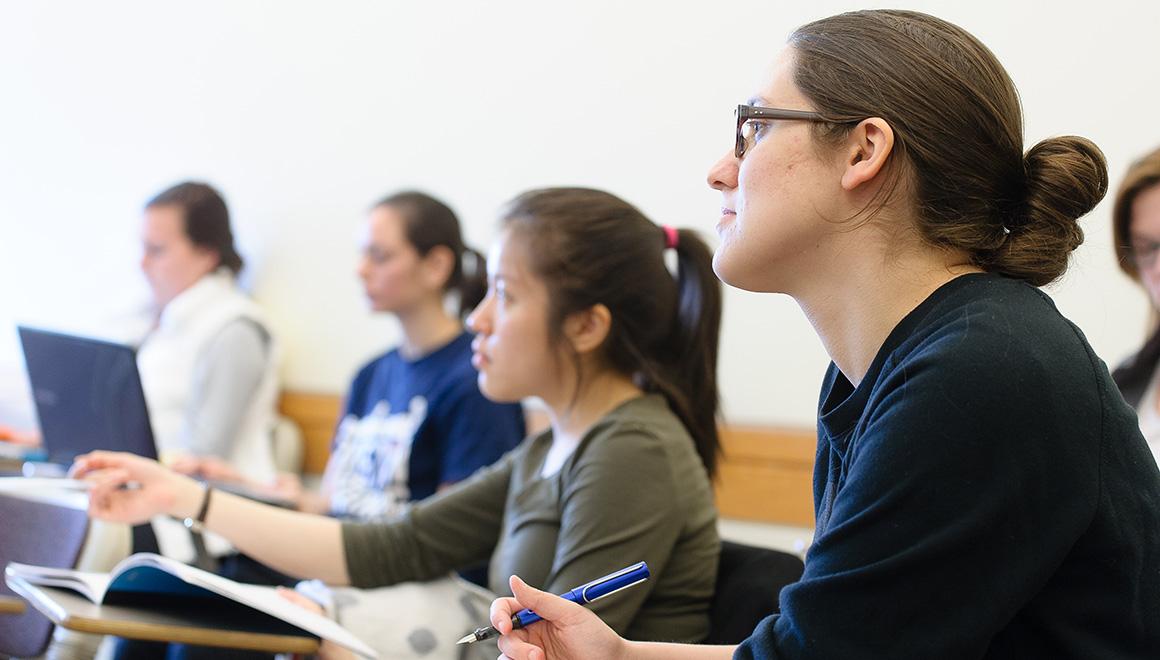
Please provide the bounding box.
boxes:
[421,245,456,290]
[192,246,222,276]
[563,304,612,355]
[840,117,895,191]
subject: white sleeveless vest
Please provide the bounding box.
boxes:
[137,271,280,561]
[137,270,279,484]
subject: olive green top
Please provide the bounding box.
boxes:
[342,394,719,642]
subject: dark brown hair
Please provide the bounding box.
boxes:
[146,181,243,274]
[501,188,722,477]
[374,191,486,319]
[1112,147,1160,280]
[790,10,1108,286]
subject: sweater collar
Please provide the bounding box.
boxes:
[818,272,993,439]
[158,268,236,330]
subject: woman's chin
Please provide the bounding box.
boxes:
[712,251,754,291]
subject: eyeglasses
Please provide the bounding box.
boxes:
[734,104,854,159]
[1129,238,1160,271]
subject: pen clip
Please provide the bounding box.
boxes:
[578,561,649,603]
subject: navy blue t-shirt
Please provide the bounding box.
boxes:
[737,273,1160,659]
[323,331,525,519]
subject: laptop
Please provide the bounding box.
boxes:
[17,326,156,468]
[16,325,294,506]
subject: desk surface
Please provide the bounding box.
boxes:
[0,595,25,614]
[0,477,89,510]
[9,578,319,654]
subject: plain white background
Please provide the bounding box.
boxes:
[2,0,1158,429]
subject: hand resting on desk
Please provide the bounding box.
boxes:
[168,454,326,513]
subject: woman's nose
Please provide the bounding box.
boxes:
[466,294,493,333]
[707,149,739,191]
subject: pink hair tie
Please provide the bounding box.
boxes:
[662,225,679,250]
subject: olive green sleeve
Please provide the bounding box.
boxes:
[341,451,514,588]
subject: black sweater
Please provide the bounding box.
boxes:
[737,273,1160,659]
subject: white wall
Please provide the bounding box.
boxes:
[2,0,1158,430]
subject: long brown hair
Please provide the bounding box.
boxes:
[501,188,722,476]
[790,10,1107,286]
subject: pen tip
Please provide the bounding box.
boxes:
[455,634,475,645]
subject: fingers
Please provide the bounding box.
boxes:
[82,467,135,494]
[509,574,581,621]
[490,596,522,634]
[276,587,324,614]
[169,455,201,476]
[497,634,544,660]
[490,574,584,633]
[70,451,130,478]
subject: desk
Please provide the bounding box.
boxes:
[8,578,319,654]
[0,595,25,614]
[0,477,89,510]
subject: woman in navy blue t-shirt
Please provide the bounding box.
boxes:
[318,192,524,520]
[184,191,524,520]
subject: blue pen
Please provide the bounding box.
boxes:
[456,561,650,645]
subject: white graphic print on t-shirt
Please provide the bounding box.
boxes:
[324,396,428,520]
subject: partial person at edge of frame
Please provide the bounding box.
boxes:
[1110,146,1160,467]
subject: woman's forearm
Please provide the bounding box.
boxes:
[624,642,736,660]
[175,482,351,584]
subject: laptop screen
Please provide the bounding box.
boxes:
[17,326,157,466]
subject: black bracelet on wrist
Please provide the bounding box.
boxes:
[183,485,213,532]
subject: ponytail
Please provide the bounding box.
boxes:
[455,246,488,319]
[644,228,722,477]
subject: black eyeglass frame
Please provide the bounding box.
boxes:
[734,104,854,159]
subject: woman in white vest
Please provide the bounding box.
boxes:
[96,183,284,660]
[136,181,279,496]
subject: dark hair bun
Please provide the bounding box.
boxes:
[991,136,1108,286]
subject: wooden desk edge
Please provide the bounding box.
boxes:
[58,616,320,654]
[0,594,26,614]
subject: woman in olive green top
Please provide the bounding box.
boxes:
[344,393,717,641]
[74,188,724,648]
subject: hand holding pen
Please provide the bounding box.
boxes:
[459,561,650,646]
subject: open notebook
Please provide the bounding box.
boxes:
[5,552,376,658]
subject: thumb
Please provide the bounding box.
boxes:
[509,575,583,623]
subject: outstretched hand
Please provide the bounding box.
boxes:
[491,575,627,660]
[70,451,202,525]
